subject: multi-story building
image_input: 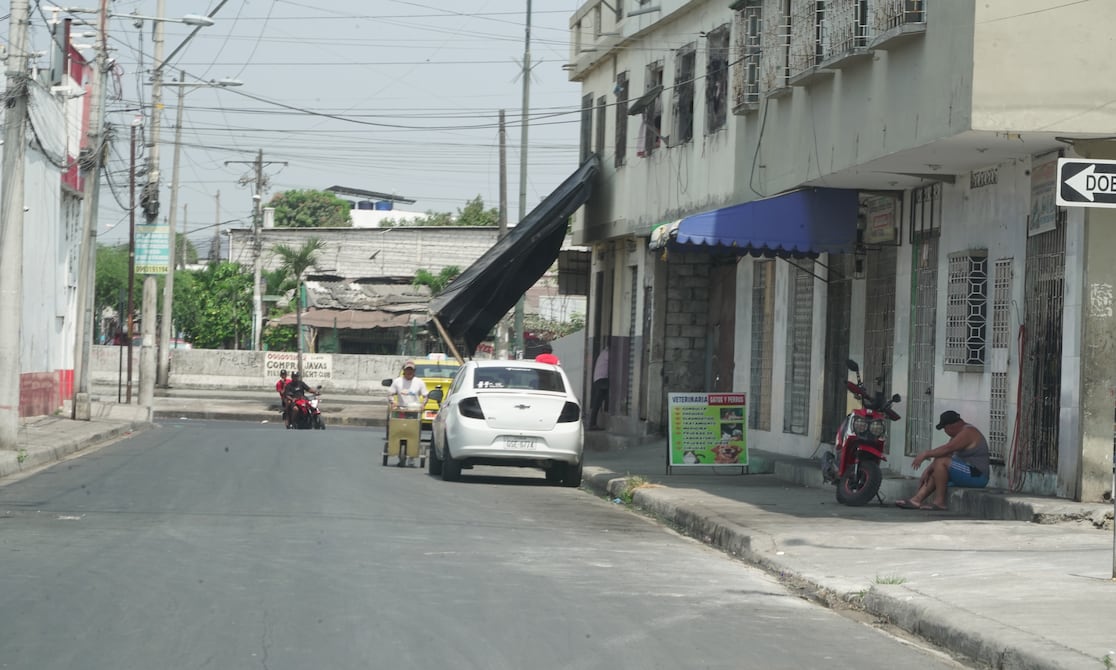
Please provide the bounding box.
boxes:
[568,0,1116,501]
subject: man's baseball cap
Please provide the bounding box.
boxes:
[935,410,963,430]
[403,360,416,370]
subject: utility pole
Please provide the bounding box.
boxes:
[514,0,533,358]
[496,109,509,359]
[225,150,286,350]
[212,190,220,262]
[0,0,32,446]
[126,121,140,403]
[140,0,167,224]
[156,71,185,387]
[72,0,110,420]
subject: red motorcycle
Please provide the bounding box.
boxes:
[821,360,901,506]
[288,389,325,430]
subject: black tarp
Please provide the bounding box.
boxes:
[429,154,600,355]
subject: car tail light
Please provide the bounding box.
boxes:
[558,401,580,423]
[458,397,485,419]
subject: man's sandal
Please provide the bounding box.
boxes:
[894,499,922,510]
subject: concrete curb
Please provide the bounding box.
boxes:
[582,466,1093,670]
[1,421,152,480]
[152,410,387,428]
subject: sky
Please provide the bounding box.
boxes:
[21,0,585,251]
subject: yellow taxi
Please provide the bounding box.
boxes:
[410,354,461,427]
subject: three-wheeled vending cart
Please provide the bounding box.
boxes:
[383,406,425,467]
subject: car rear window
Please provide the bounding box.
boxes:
[472,367,566,392]
[416,364,459,378]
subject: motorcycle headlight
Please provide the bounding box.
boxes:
[852,417,869,434]
[869,419,886,437]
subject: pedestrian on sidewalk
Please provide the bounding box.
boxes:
[896,410,990,510]
[275,369,290,423]
[588,345,609,430]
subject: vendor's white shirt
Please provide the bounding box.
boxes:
[389,377,427,408]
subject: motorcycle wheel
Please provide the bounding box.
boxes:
[836,459,882,506]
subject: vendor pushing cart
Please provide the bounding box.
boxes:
[383,360,428,467]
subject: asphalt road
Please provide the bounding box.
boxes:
[0,420,970,669]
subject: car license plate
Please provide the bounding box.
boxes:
[505,438,535,450]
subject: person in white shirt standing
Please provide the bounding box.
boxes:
[589,346,609,430]
[389,360,428,409]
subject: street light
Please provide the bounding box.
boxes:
[156,74,242,387]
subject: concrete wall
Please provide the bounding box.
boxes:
[972,0,1116,134]
[91,346,411,395]
[227,226,500,278]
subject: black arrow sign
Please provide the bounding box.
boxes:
[1057,159,1116,208]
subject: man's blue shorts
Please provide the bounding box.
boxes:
[948,456,989,488]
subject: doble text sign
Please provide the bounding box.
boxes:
[1057,158,1116,208]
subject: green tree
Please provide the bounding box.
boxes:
[381,196,497,227]
[94,244,144,338]
[269,189,352,228]
[174,262,253,349]
[413,266,461,294]
[272,238,326,372]
[173,236,199,269]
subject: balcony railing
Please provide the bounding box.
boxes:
[874,0,924,33]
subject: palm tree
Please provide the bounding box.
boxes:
[272,238,325,375]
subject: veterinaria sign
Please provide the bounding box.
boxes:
[667,392,748,470]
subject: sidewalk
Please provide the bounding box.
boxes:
[3,393,1115,669]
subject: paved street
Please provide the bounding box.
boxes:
[0,419,967,669]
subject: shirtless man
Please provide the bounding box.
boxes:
[895,410,990,511]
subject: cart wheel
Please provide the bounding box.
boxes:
[382,441,389,466]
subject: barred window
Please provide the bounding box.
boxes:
[749,260,775,431]
[705,24,730,133]
[783,264,814,435]
[945,250,988,370]
[672,44,696,145]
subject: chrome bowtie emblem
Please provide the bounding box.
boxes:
[514,404,530,410]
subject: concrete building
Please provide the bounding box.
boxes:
[567,0,1116,501]
[227,226,589,355]
[5,28,89,417]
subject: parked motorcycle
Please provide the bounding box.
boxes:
[288,388,325,430]
[821,360,901,506]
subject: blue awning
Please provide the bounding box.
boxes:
[648,188,859,258]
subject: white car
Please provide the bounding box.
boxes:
[428,360,584,486]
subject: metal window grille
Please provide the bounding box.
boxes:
[945,251,988,370]
[863,244,897,453]
[705,24,730,133]
[908,183,941,242]
[822,254,853,441]
[643,63,664,157]
[732,1,763,111]
[990,372,1009,463]
[580,93,594,162]
[987,258,1014,462]
[673,45,696,145]
[906,231,939,456]
[991,259,1013,350]
[749,261,775,431]
[1019,220,1065,475]
[626,266,638,414]
[760,0,791,91]
[594,96,606,158]
[783,264,814,435]
[874,0,924,33]
[789,0,824,75]
[825,0,869,58]
[614,72,629,168]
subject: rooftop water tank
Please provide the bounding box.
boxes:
[357,200,375,210]
[374,200,393,210]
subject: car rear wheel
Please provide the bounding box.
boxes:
[441,438,462,482]
[545,466,562,483]
[562,460,583,488]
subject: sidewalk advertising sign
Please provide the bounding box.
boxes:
[667,393,748,469]
[134,224,169,274]
[264,351,333,384]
